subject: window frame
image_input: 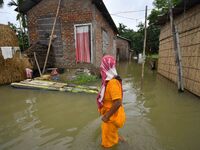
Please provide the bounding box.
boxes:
[74,23,93,63]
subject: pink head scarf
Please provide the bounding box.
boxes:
[97,55,118,109]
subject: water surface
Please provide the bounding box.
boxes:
[0,62,200,150]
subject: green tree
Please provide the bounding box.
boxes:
[0,0,4,7]
[118,23,128,35]
[8,0,27,30]
[8,22,29,51]
[8,0,29,51]
[147,0,181,53]
[118,0,182,55]
[153,0,181,14]
[118,23,145,54]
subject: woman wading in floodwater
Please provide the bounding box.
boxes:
[97,55,126,148]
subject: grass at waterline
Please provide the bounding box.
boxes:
[59,73,99,85]
[146,54,159,60]
[71,74,98,84]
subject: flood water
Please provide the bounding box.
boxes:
[0,62,200,150]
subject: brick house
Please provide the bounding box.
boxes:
[116,35,131,61]
[20,0,118,69]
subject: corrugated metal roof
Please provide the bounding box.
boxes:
[18,0,118,33]
[117,35,131,41]
[17,0,41,13]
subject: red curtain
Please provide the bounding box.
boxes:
[76,26,91,63]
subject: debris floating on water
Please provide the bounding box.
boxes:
[11,79,99,94]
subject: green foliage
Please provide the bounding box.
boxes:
[8,22,29,51]
[7,0,29,51]
[0,0,3,7]
[117,0,182,55]
[8,0,27,29]
[118,22,158,55]
[148,9,160,25]
[118,23,144,54]
[149,0,181,25]
[147,54,159,60]
[8,0,17,6]
[153,0,181,14]
[147,25,160,53]
[147,0,181,54]
[70,74,98,85]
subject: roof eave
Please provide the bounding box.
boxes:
[117,35,131,42]
[92,0,119,34]
[16,0,42,13]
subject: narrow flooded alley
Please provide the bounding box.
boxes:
[0,62,200,150]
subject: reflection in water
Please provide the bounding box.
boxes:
[0,88,97,150]
[0,62,200,150]
[1,96,74,150]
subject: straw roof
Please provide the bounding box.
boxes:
[0,24,19,47]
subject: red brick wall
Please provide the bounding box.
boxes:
[94,7,117,67]
[116,38,130,61]
[27,0,117,68]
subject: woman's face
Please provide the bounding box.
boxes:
[100,55,116,81]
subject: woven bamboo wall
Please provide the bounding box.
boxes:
[158,4,200,96]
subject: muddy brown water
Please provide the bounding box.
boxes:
[0,62,200,150]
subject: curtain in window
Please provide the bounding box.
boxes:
[76,26,91,63]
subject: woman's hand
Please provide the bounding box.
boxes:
[102,114,109,122]
[102,99,121,123]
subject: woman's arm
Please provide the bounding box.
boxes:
[102,99,121,122]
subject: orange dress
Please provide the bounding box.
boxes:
[100,79,126,148]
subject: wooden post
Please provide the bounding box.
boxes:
[42,0,62,74]
[34,52,42,77]
[168,0,184,91]
[141,6,148,90]
[175,26,184,91]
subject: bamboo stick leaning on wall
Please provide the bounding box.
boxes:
[168,0,184,91]
[34,52,42,77]
[42,0,62,74]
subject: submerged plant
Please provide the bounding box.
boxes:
[71,74,98,85]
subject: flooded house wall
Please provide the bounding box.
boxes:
[116,38,130,61]
[26,0,116,68]
[158,4,200,96]
[93,6,117,67]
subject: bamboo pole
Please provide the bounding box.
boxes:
[42,0,62,74]
[34,52,42,77]
[175,26,184,91]
[168,0,184,91]
[17,1,23,58]
[141,6,148,90]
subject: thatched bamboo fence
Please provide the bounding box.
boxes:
[158,4,200,96]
